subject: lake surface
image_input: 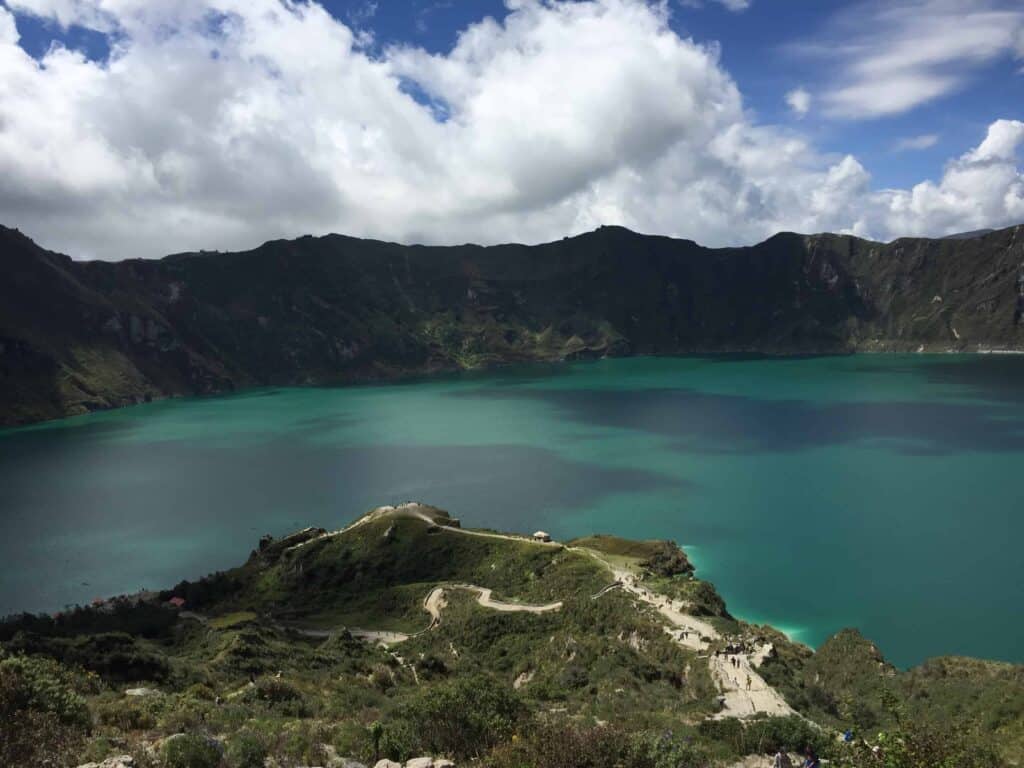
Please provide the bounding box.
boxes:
[2,355,1022,667]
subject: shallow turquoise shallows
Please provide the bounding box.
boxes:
[2,355,1023,667]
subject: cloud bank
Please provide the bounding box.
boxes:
[0,0,1021,259]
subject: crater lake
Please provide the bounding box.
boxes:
[2,354,1022,668]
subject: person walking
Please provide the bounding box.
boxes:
[746,674,752,691]
[773,749,793,768]
[802,746,820,768]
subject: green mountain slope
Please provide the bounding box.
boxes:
[2,504,1021,767]
[3,223,1024,425]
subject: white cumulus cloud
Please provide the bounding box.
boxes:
[785,87,811,117]
[0,0,1020,260]
[868,120,1024,237]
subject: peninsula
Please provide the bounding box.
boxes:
[3,503,1021,767]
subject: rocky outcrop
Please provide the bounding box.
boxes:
[123,687,160,697]
[3,222,1023,426]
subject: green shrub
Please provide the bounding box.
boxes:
[226,728,268,768]
[697,716,829,758]
[742,716,830,756]
[275,720,333,766]
[159,698,210,733]
[387,676,527,760]
[0,654,91,727]
[331,720,374,763]
[162,732,223,768]
[558,664,589,690]
[486,722,710,768]
[0,655,91,767]
[185,683,217,702]
[697,717,745,753]
[369,664,395,692]
[254,677,301,703]
[830,718,1006,768]
[414,654,448,679]
[8,632,171,682]
[95,698,158,731]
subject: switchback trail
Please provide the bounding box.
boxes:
[282,503,796,718]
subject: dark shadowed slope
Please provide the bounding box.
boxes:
[2,223,1024,425]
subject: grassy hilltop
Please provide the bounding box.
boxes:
[2,503,1022,768]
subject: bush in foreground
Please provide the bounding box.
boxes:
[0,653,91,767]
[162,732,224,768]
[385,675,527,761]
[486,722,710,768]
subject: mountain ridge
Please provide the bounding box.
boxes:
[3,222,1024,426]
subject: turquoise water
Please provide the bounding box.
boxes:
[1,355,1022,667]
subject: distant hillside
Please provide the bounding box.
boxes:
[2,503,1020,767]
[2,223,1024,426]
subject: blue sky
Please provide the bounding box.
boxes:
[0,0,1022,258]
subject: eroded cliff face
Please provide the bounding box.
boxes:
[2,223,1023,425]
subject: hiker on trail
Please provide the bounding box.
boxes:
[773,749,793,768]
[746,674,752,691]
[802,746,820,768]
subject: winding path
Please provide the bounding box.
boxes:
[286,584,561,646]
[423,584,562,627]
[277,503,795,718]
